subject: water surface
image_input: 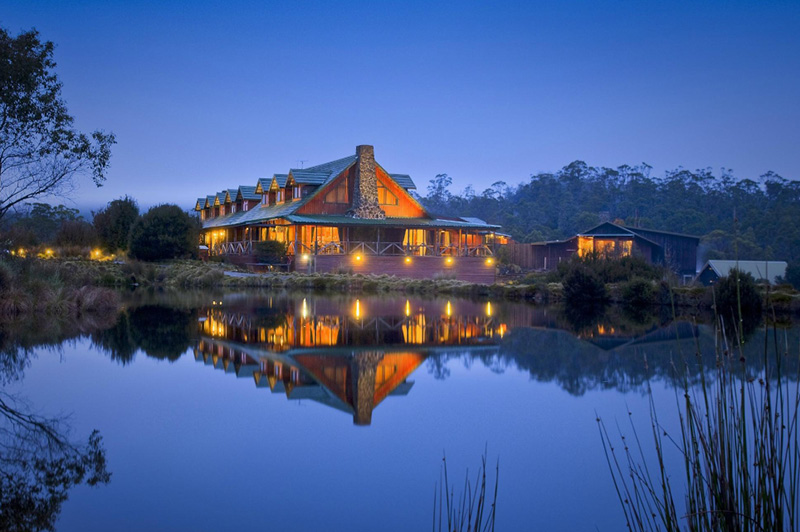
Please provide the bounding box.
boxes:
[2,291,796,531]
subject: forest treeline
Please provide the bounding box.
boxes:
[418,161,800,264]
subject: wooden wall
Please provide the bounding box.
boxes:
[307,255,497,284]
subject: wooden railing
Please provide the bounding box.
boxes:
[212,241,253,255]
[212,240,494,257]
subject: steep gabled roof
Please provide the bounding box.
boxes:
[578,222,635,237]
[287,170,330,185]
[302,155,357,175]
[255,178,271,194]
[237,186,260,201]
[195,198,205,211]
[272,174,289,189]
[201,150,428,230]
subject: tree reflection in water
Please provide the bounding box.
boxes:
[0,356,110,531]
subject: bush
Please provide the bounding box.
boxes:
[562,263,607,304]
[620,277,656,307]
[128,204,198,261]
[93,196,140,252]
[55,220,97,247]
[714,268,763,327]
[0,260,13,293]
[253,240,287,264]
[786,262,800,291]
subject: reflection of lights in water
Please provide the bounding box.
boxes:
[486,301,492,317]
[446,301,452,317]
[498,324,506,338]
[355,299,361,318]
[302,298,308,319]
[405,300,411,317]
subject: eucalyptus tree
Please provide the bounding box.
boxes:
[0,27,115,221]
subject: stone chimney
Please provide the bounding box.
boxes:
[346,145,386,219]
[350,351,384,425]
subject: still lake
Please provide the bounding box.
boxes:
[3,291,796,531]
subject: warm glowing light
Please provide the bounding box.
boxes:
[404,256,412,264]
[498,324,507,338]
[485,258,494,266]
[405,300,411,317]
[446,301,452,317]
[486,301,492,317]
[45,248,53,256]
[302,253,310,261]
[302,298,308,319]
[355,299,361,318]
[355,254,362,262]
[445,257,453,265]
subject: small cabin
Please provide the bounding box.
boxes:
[695,260,788,286]
[527,222,700,278]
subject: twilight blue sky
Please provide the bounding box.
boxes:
[3,0,799,211]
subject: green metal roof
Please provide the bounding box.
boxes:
[288,170,331,185]
[284,214,501,229]
[700,260,788,284]
[273,174,289,188]
[389,173,416,190]
[237,185,260,201]
[199,152,481,231]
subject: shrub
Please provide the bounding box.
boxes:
[785,262,800,290]
[253,240,287,264]
[714,268,762,323]
[562,263,607,304]
[93,196,140,252]
[128,204,198,261]
[620,277,656,307]
[55,219,97,247]
[0,260,13,293]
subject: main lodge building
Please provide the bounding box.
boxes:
[195,145,503,283]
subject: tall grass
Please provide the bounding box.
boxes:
[433,452,498,532]
[598,315,800,531]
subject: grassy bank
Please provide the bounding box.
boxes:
[0,257,120,319]
[4,257,799,313]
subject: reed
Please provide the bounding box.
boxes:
[433,452,498,532]
[598,311,800,531]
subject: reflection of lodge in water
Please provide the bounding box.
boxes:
[194,297,512,425]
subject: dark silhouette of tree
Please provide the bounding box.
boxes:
[128,204,198,261]
[0,27,115,221]
[92,196,139,253]
[418,162,800,263]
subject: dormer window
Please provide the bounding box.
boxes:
[293,186,301,200]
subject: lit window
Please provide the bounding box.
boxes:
[377,183,398,205]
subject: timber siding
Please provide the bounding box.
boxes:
[519,222,699,276]
[195,145,504,282]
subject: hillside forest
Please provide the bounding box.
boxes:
[417,161,800,267]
